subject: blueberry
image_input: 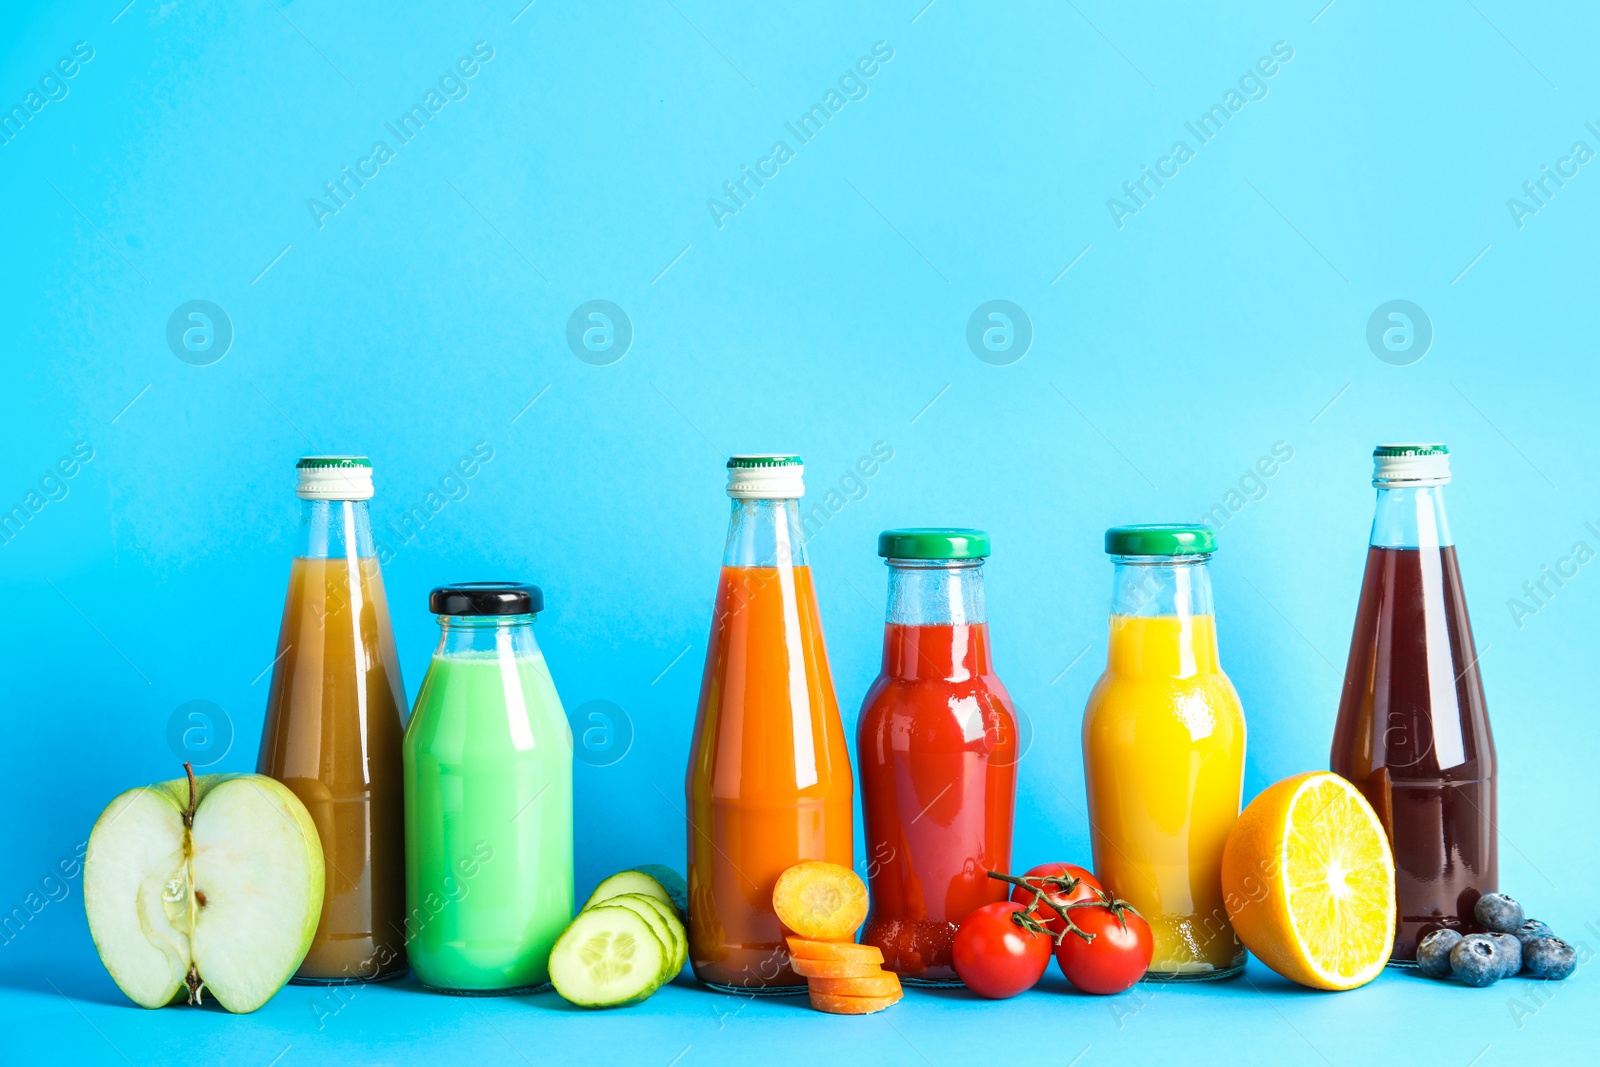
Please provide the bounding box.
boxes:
[1417,929,1463,979]
[1450,934,1502,987]
[1488,932,1522,978]
[1473,892,1525,934]
[1515,919,1553,948]
[1523,937,1577,980]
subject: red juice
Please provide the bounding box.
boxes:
[857,530,1018,985]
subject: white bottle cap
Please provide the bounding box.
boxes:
[726,454,804,499]
[296,456,374,500]
[1373,444,1450,487]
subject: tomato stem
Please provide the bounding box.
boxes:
[985,871,1147,946]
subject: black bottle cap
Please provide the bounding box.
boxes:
[429,582,543,616]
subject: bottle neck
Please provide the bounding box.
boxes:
[723,498,809,568]
[1370,485,1454,549]
[1110,555,1215,616]
[882,559,990,678]
[298,499,378,559]
[885,559,986,625]
[434,614,541,658]
[1107,556,1218,677]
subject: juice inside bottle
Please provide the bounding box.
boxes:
[685,455,853,993]
[257,457,409,983]
[1331,444,1496,963]
[858,529,1017,985]
[1081,525,1247,981]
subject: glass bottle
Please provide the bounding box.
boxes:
[403,583,574,994]
[685,455,854,993]
[257,457,409,983]
[1331,444,1496,963]
[858,529,1018,986]
[1081,524,1247,981]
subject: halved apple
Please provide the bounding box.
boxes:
[84,764,324,1012]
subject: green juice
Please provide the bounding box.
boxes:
[403,649,574,992]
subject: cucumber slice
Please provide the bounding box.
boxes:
[603,894,680,984]
[629,865,688,918]
[583,869,678,917]
[627,893,687,978]
[549,905,668,1008]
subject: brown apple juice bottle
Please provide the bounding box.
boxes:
[258,457,409,982]
[1331,445,1497,964]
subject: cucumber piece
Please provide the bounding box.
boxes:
[583,870,677,916]
[629,864,688,918]
[603,894,680,984]
[549,905,668,1008]
[628,893,688,978]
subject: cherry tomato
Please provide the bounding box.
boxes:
[1009,863,1104,934]
[952,902,1052,999]
[1053,904,1153,995]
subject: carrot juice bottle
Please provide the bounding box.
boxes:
[858,529,1018,985]
[1081,525,1247,981]
[685,455,854,993]
[258,457,408,983]
[1331,444,1496,963]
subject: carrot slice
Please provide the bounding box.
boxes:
[809,990,902,1015]
[808,972,902,997]
[786,938,883,963]
[789,957,884,979]
[772,861,868,942]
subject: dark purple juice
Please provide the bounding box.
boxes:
[1331,545,1497,962]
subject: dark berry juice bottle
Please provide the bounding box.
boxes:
[1331,444,1497,964]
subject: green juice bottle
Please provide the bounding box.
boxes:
[403,582,574,993]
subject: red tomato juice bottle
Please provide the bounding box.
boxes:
[685,455,854,993]
[857,529,1019,985]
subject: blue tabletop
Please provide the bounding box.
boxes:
[3,934,1591,1065]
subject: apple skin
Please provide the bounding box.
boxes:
[84,770,325,1013]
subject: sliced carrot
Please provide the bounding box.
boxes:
[808,971,902,997]
[772,861,868,942]
[785,938,883,963]
[789,956,884,979]
[809,989,902,1015]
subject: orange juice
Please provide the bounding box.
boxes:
[685,456,854,993]
[1081,526,1247,980]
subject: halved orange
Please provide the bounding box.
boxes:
[1221,771,1395,990]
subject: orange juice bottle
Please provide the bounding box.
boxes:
[685,455,854,993]
[1081,525,1247,981]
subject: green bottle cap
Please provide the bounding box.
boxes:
[1104,524,1216,557]
[877,528,991,560]
[726,454,804,499]
[296,456,374,500]
[726,454,802,468]
[296,456,371,469]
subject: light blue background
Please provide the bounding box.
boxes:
[2,0,1595,1062]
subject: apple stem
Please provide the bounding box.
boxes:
[182,762,197,829]
[186,965,203,1007]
